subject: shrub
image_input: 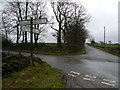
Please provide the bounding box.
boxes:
[2,53,43,76]
[2,53,30,76]
[66,44,82,52]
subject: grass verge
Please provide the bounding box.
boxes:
[88,44,120,57]
[2,54,65,88]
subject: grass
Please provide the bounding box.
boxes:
[89,44,120,57]
[94,44,120,48]
[2,54,65,88]
[3,63,64,88]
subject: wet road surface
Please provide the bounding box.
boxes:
[4,45,119,88]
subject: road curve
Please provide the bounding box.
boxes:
[3,45,119,88]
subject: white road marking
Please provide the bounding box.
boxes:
[101,82,115,87]
[103,79,116,83]
[70,71,80,75]
[85,75,96,79]
[83,78,91,81]
[68,73,76,77]
[83,77,95,81]
[83,74,97,81]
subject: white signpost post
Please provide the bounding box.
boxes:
[19,17,47,66]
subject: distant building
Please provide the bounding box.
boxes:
[108,40,112,44]
[99,41,104,44]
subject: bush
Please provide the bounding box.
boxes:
[2,53,30,76]
[2,53,43,76]
[66,44,82,52]
[2,63,14,74]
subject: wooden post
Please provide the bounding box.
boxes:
[30,17,34,66]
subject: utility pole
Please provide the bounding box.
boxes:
[104,26,105,48]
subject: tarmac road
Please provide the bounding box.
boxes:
[4,45,119,88]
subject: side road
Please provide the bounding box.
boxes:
[3,45,119,88]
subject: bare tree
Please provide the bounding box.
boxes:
[1,1,47,44]
[4,2,23,43]
[51,2,65,47]
[0,9,14,41]
[51,1,90,49]
[29,1,47,44]
[60,2,74,46]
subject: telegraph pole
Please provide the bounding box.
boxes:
[104,26,105,48]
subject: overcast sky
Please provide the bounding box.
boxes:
[0,0,119,43]
[44,0,119,43]
[78,0,119,43]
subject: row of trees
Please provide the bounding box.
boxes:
[51,2,90,49]
[1,1,90,51]
[0,1,47,44]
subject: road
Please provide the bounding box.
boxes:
[4,45,119,88]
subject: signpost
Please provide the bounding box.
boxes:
[19,17,47,66]
[22,26,39,34]
[19,18,47,26]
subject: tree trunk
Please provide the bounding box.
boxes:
[25,32,27,43]
[63,30,65,44]
[35,35,38,45]
[22,32,24,43]
[25,2,28,44]
[16,24,19,44]
[5,30,8,41]
[63,17,67,48]
[18,2,23,42]
[57,23,62,47]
